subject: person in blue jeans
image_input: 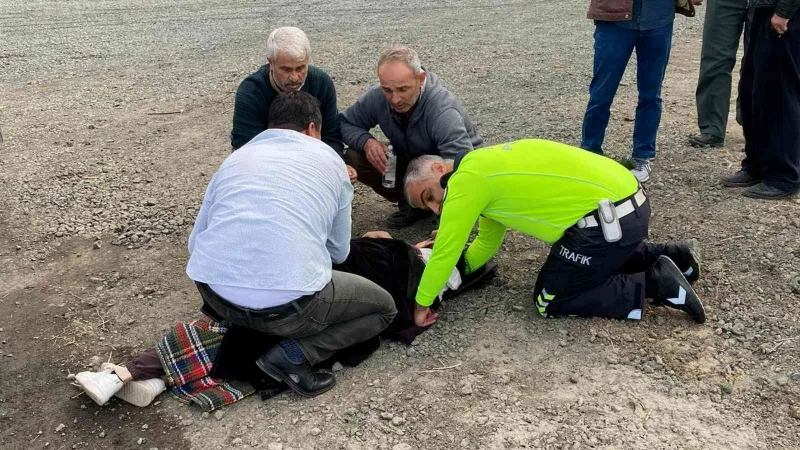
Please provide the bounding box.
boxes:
[582,0,701,182]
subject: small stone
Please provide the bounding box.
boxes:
[66,373,76,380]
[143,287,155,295]
[232,438,243,445]
[55,424,66,432]
[137,438,146,445]
[569,375,579,384]
[141,424,149,430]
[476,416,489,425]
[719,383,733,395]
[201,412,210,419]
[511,305,524,312]
[380,412,394,420]
[310,427,321,436]
[268,444,283,450]
[790,406,800,420]
[789,276,800,295]
[393,444,412,450]
[790,373,800,382]
[214,410,225,421]
[332,362,344,372]
[406,348,415,357]
[93,241,102,250]
[460,383,473,396]
[777,376,789,387]
[392,416,406,426]
[99,431,106,438]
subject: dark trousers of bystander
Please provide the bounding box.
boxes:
[740,6,800,193]
[695,0,749,137]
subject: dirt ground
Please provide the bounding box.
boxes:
[1,1,799,449]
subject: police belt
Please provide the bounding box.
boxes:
[576,188,647,229]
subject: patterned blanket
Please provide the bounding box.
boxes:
[155,318,255,411]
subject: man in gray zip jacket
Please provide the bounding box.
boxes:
[340,46,482,228]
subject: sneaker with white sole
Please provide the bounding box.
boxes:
[629,158,652,183]
[115,378,166,407]
[75,371,124,406]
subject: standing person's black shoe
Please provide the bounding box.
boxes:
[721,170,761,187]
[388,200,433,229]
[645,256,706,324]
[660,239,701,283]
[688,133,724,148]
[256,344,335,398]
[742,182,799,200]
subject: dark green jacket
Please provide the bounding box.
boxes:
[230,64,344,158]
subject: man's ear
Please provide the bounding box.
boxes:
[418,70,426,86]
[431,161,448,175]
[304,122,322,139]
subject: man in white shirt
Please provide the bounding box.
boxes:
[187,92,397,398]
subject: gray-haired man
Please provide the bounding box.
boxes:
[231,27,356,181]
[340,46,482,228]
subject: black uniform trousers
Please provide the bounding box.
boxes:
[740,6,800,193]
[532,195,665,320]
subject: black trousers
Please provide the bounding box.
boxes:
[740,6,800,192]
[533,197,664,320]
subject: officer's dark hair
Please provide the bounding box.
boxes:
[267,91,322,132]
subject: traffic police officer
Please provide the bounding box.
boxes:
[403,139,706,327]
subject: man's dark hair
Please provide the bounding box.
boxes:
[267,91,322,132]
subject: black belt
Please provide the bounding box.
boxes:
[196,282,316,323]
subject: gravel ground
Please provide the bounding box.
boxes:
[1,1,799,449]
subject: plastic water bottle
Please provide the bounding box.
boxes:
[382,145,397,188]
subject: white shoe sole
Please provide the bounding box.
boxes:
[115,378,166,407]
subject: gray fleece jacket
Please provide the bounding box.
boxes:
[339,71,483,159]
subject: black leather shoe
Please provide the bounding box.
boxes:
[388,201,433,229]
[661,239,701,283]
[742,182,798,200]
[688,133,724,148]
[255,346,336,398]
[721,170,760,188]
[647,256,706,324]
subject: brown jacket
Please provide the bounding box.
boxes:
[587,0,695,21]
